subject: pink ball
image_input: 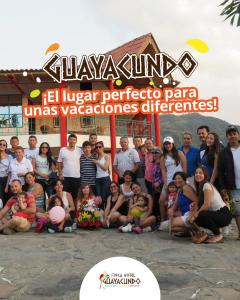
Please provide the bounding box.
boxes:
[49,206,65,224]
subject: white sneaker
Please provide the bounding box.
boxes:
[158,221,169,231]
[120,223,132,233]
[221,226,230,237]
[0,199,3,209]
[64,226,73,233]
[72,223,77,230]
[142,226,152,232]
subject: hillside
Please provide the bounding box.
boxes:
[159,113,240,147]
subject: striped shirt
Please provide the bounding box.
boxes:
[80,154,97,186]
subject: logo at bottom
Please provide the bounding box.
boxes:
[80,256,161,300]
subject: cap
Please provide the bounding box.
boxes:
[226,125,239,136]
[163,136,174,144]
[151,147,162,154]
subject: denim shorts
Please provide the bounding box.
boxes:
[230,189,240,216]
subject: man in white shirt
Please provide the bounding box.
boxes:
[24,136,39,161]
[58,134,82,199]
[113,136,140,184]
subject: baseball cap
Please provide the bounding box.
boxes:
[226,125,239,136]
[163,136,174,144]
[151,147,162,154]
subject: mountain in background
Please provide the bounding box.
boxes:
[159,113,240,147]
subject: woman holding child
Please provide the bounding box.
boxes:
[166,172,198,234]
[119,182,156,233]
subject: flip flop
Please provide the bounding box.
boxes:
[205,236,224,244]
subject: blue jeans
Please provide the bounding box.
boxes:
[96,176,111,209]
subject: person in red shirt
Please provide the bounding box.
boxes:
[0,179,36,234]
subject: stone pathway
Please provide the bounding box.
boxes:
[0,223,239,300]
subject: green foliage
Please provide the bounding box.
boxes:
[220,0,240,27]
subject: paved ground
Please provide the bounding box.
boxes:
[0,223,240,300]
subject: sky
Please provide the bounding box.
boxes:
[0,0,239,124]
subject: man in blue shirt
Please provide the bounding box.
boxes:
[179,132,200,178]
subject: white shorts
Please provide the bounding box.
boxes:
[181,211,192,228]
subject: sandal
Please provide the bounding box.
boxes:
[205,235,224,244]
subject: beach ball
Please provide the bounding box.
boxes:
[130,207,143,218]
[49,206,65,224]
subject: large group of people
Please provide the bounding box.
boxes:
[0,124,239,244]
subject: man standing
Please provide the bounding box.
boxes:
[89,133,97,154]
[80,141,97,194]
[179,132,200,178]
[133,136,147,192]
[197,125,209,159]
[144,138,154,195]
[24,135,39,160]
[113,136,140,184]
[0,179,36,234]
[218,125,240,239]
[6,136,19,159]
[58,134,82,200]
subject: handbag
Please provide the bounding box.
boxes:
[191,223,208,244]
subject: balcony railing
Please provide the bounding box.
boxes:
[0,114,152,138]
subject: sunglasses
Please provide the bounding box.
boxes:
[110,185,117,188]
[41,146,49,149]
[0,143,7,147]
[96,146,102,149]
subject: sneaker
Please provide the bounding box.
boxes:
[142,226,152,233]
[2,228,15,235]
[48,228,55,234]
[132,226,142,234]
[64,226,73,233]
[221,226,230,237]
[120,223,132,233]
[72,223,77,230]
[158,220,170,231]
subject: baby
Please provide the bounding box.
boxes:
[11,192,28,215]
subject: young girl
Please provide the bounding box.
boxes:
[46,195,73,233]
[165,181,178,219]
[76,183,103,229]
[130,195,149,234]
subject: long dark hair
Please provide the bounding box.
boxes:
[39,142,56,168]
[163,143,180,166]
[194,166,209,207]
[203,132,220,166]
[77,183,94,203]
[48,195,64,210]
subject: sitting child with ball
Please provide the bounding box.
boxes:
[46,195,73,233]
[130,195,149,234]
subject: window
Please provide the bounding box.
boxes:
[0,95,22,128]
[53,116,60,128]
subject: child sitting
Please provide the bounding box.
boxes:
[130,195,149,234]
[76,183,103,229]
[46,195,73,233]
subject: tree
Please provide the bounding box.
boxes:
[220,0,240,26]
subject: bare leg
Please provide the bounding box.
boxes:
[140,216,156,228]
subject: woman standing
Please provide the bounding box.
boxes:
[159,137,187,221]
[200,132,220,184]
[32,142,57,197]
[168,172,198,234]
[0,139,11,206]
[93,141,111,209]
[25,172,45,213]
[190,166,232,243]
